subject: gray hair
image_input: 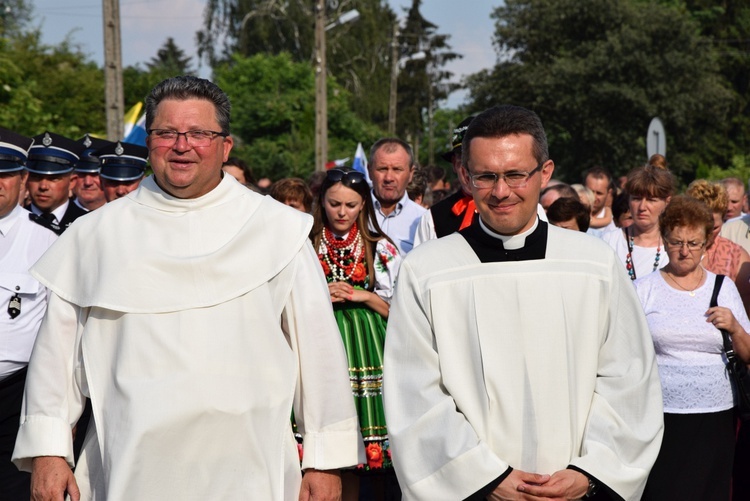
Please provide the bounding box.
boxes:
[368,138,415,169]
[145,76,231,135]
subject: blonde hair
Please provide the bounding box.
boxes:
[570,183,594,209]
[686,179,728,214]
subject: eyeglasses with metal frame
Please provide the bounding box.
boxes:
[148,129,228,147]
[467,162,544,189]
[664,239,706,251]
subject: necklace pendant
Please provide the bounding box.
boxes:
[689,291,696,297]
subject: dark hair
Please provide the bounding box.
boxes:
[659,195,713,241]
[547,197,591,232]
[311,168,395,290]
[407,167,428,202]
[612,191,631,226]
[426,165,447,185]
[223,157,255,185]
[583,166,614,191]
[462,105,548,169]
[269,177,313,213]
[369,138,415,170]
[145,76,231,135]
[625,164,675,199]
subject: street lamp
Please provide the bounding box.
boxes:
[314,5,360,172]
[388,22,425,136]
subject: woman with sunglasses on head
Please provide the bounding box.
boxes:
[310,167,401,500]
[635,196,750,501]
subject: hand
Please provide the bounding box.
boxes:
[516,469,589,500]
[328,282,353,303]
[31,456,80,501]
[706,306,740,334]
[299,469,342,501]
[488,469,550,500]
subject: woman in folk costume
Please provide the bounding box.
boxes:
[309,167,401,500]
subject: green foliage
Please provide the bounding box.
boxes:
[397,0,461,149]
[146,37,195,77]
[198,0,397,129]
[467,0,733,185]
[0,0,32,38]
[124,38,197,109]
[695,155,750,183]
[214,52,383,181]
[0,30,105,137]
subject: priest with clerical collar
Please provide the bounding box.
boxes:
[383,104,664,501]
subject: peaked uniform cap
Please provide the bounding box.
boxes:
[26,131,83,175]
[96,141,149,182]
[441,115,475,163]
[75,134,115,173]
[0,127,34,173]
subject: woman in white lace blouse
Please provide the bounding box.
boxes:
[635,195,750,500]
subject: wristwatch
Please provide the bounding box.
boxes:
[583,476,599,498]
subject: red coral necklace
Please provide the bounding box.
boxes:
[322,223,364,282]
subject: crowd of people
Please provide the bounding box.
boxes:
[1,75,749,501]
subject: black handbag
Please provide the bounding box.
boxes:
[710,274,750,421]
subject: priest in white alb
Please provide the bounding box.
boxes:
[12,76,361,501]
[383,105,664,501]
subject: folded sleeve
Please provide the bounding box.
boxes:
[12,293,88,471]
[281,242,364,471]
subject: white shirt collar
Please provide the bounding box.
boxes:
[30,199,69,223]
[0,204,24,237]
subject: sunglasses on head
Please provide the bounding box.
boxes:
[326,169,365,185]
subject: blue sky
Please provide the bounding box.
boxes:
[29,0,499,108]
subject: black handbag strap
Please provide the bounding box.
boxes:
[711,275,736,356]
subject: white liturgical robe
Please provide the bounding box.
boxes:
[383,221,664,501]
[12,175,361,500]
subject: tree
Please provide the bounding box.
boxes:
[198,0,399,130]
[146,37,195,77]
[213,52,382,181]
[663,0,750,168]
[0,0,32,37]
[0,30,105,137]
[395,0,461,163]
[466,0,733,184]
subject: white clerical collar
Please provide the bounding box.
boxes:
[0,204,24,237]
[479,217,539,250]
[30,200,69,223]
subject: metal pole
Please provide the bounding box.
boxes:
[314,0,327,172]
[103,0,124,140]
[388,22,399,136]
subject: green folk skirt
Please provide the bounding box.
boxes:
[333,302,392,471]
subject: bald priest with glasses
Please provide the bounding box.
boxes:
[383,105,664,501]
[13,76,361,501]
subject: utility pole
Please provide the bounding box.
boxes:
[103,0,124,140]
[314,0,327,172]
[388,22,399,136]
